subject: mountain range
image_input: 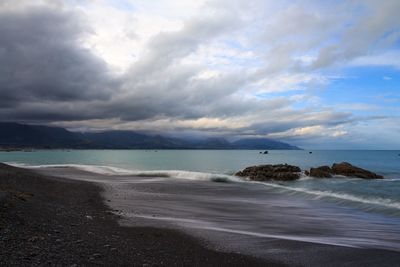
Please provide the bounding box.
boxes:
[0,122,300,150]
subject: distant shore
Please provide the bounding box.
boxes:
[0,163,275,266]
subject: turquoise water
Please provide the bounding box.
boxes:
[1,149,400,215]
[1,149,400,174]
[2,149,400,252]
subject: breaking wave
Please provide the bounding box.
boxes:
[253,181,400,210]
[6,162,241,183]
[7,162,400,210]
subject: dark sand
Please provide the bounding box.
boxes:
[0,163,279,266]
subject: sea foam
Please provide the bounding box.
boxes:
[6,162,241,183]
[253,180,400,210]
[7,162,400,210]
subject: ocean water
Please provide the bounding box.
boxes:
[2,149,400,256]
[2,149,400,210]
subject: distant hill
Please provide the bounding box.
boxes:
[231,138,300,150]
[0,122,300,150]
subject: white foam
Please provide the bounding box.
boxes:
[7,162,400,210]
[130,214,376,248]
[6,162,241,183]
[253,181,400,210]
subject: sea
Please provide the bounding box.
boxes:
[2,149,400,259]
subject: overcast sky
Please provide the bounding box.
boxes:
[1,0,399,149]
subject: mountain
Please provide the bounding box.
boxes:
[0,122,81,148]
[231,138,300,150]
[0,122,300,150]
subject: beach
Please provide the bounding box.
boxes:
[2,162,400,266]
[0,163,272,266]
[1,1,398,265]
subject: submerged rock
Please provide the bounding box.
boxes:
[309,166,333,178]
[331,162,383,179]
[235,164,301,181]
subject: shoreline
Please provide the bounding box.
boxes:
[2,163,400,266]
[0,163,275,266]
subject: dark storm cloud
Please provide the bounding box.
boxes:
[0,4,248,123]
[0,7,116,111]
[0,3,362,143]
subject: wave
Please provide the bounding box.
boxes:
[131,214,364,248]
[128,214,400,250]
[6,162,400,210]
[253,181,400,210]
[6,162,241,183]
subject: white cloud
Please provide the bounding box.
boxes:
[266,125,348,139]
[1,0,400,148]
[351,51,400,69]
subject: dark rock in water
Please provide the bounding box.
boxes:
[309,151,312,154]
[309,166,333,178]
[331,162,383,179]
[235,164,301,181]
[263,151,268,154]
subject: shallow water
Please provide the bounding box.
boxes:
[32,166,400,265]
[2,149,400,257]
[2,149,400,214]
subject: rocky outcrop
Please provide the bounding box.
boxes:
[235,164,301,181]
[331,162,383,179]
[306,162,383,179]
[309,166,333,178]
[238,162,384,181]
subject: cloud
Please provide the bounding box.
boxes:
[0,6,117,108]
[0,0,399,148]
[351,51,400,69]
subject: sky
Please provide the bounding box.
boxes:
[0,0,399,149]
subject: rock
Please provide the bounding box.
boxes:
[331,162,383,179]
[309,166,333,178]
[235,164,301,181]
[263,151,268,154]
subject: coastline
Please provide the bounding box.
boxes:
[0,163,274,266]
[2,163,400,266]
